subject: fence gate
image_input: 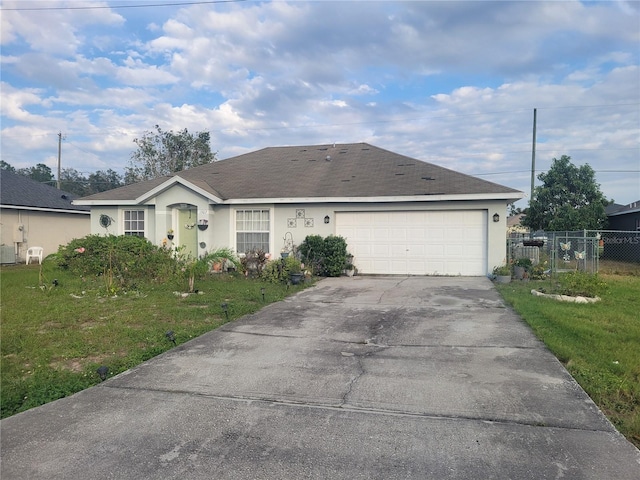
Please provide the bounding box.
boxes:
[550,235,599,273]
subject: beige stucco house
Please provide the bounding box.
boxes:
[75,143,523,276]
[0,169,90,263]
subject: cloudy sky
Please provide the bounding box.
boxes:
[1,0,639,207]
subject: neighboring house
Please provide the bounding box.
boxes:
[0,169,90,263]
[507,213,529,236]
[606,201,640,231]
[75,143,523,276]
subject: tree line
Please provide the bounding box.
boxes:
[0,160,123,197]
[1,125,215,197]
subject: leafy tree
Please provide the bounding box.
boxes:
[522,155,610,231]
[125,125,216,183]
[0,160,16,172]
[17,163,54,184]
[59,168,89,196]
[87,169,123,193]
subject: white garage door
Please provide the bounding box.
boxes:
[336,211,487,276]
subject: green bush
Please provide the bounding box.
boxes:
[299,235,324,275]
[54,235,176,290]
[299,235,348,277]
[323,235,348,277]
[514,258,533,269]
[261,257,302,284]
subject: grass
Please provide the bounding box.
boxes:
[495,273,640,448]
[1,262,312,419]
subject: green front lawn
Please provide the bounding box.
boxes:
[1,263,310,419]
[496,274,640,448]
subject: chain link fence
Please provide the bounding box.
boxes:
[507,229,640,274]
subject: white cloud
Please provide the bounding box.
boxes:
[0,1,638,204]
[0,82,45,122]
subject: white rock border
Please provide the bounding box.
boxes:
[531,289,601,303]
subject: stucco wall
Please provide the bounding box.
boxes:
[88,195,510,274]
[1,208,90,262]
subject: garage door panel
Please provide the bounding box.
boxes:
[336,211,487,276]
[408,244,426,256]
[426,229,444,241]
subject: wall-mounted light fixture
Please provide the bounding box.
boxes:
[324,215,330,224]
[493,213,500,223]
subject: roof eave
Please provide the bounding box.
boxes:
[225,192,525,204]
[73,177,224,206]
[1,204,90,214]
[608,207,640,216]
[73,199,139,206]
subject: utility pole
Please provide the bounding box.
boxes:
[530,108,537,204]
[57,131,62,189]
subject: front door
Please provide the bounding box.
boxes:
[178,208,198,259]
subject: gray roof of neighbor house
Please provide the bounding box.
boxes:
[77,143,522,203]
[606,200,640,216]
[0,169,89,213]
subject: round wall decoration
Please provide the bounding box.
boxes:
[99,214,112,229]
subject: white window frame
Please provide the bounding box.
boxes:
[123,209,145,237]
[235,208,271,254]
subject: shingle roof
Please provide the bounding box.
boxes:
[78,143,522,202]
[607,200,640,216]
[0,169,89,212]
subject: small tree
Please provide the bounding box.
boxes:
[523,155,610,231]
[125,125,216,183]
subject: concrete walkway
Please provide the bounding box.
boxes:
[2,276,639,479]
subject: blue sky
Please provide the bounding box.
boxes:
[1,0,639,207]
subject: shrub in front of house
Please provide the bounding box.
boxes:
[260,256,303,284]
[323,235,348,277]
[54,234,175,283]
[299,234,348,277]
[298,235,324,275]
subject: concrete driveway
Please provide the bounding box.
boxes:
[2,276,639,479]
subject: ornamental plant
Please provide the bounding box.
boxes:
[299,235,348,277]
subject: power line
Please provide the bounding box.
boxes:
[1,0,247,11]
[472,170,640,177]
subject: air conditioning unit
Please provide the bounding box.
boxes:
[0,245,16,264]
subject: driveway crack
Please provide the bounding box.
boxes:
[341,349,380,406]
[342,355,365,405]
